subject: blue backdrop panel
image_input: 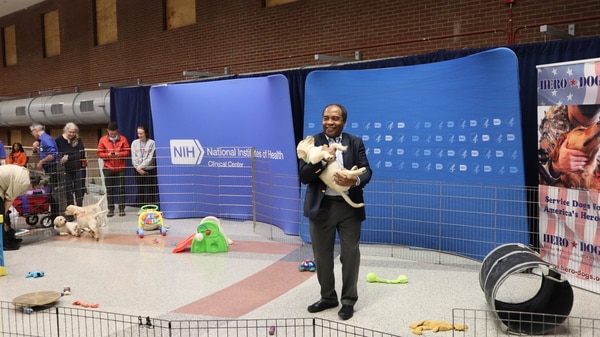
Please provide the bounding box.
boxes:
[301,48,529,260]
[149,75,300,234]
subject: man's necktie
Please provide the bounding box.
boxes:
[330,137,344,167]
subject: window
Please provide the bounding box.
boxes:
[43,10,61,57]
[95,0,118,45]
[166,0,196,30]
[2,25,17,66]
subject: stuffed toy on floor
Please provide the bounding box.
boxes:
[409,320,467,335]
[298,259,316,272]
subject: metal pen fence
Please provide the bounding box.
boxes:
[0,303,402,337]
[2,302,600,337]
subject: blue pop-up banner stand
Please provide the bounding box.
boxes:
[149,75,300,234]
[301,48,529,260]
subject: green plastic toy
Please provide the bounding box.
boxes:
[190,221,229,253]
[366,272,408,284]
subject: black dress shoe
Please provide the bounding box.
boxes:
[307,300,339,313]
[3,241,20,251]
[338,305,354,320]
[6,229,22,242]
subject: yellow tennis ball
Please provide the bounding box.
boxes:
[398,275,408,283]
[366,272,378,282]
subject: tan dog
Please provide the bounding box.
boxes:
[53,216,81,236]
[75,210,109,240]
[297,135,367,208]
[549,123,600,190]
[65,194,107,227]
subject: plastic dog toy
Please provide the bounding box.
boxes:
[298,259,316,272]
[409,320,467,335]
[25,271,45,278]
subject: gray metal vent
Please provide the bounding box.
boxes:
[80,100,94,112]
[15,106,26,116]
[50,103,64,115]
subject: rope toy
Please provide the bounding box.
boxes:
[366,272,408,284]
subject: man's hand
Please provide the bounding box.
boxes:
[552,140,589,174]
[333,171,357,187]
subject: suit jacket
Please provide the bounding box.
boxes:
[299,132,372,221]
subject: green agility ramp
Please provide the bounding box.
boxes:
[191,221,229,253]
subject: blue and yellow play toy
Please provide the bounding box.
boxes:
[136,205,167,238]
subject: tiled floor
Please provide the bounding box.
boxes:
[1,194,599,336]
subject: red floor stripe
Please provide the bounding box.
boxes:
[174,260,314,318]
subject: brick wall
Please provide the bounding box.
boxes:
[0,0,598,181]
[0,0,598,97]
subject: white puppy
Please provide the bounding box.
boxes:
[296,135,367,208]
[53,216,81,236]
[65,194,107,227]
[75,210,109,240]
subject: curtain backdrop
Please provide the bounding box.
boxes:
[110,86,154,206]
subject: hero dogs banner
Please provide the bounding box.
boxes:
[537,57,600,293]
[302,48,528,260]
[149,76,300,234]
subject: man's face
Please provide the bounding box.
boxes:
[108,129,119,138]
[30,129,40,139]
[568,105,600,127]
[322,105,346,138]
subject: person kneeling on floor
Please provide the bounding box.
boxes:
[1,165,48,250]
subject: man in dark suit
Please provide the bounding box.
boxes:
[299,103,372,320]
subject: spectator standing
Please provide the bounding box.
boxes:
[97,122,130,217]
[7,143,27,167]
[30,122,62,222]
[55,123,86,207]
[131,125,159,207]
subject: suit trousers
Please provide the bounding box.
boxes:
[309,197,362,305]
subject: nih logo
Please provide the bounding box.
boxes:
[170,139,205,165]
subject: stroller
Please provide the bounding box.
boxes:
[12,187,53,228]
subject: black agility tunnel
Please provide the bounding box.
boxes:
[479,243,574,335]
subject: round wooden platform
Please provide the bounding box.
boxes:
[12,291,62,307]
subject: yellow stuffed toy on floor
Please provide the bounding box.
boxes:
[409,320,468,335]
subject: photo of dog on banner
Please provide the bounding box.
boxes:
[538,104,600,191]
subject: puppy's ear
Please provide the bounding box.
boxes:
[549,133,568,163]
[297,149,307,159]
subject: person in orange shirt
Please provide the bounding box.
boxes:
[6,143,28,167]
[97,122,130,217]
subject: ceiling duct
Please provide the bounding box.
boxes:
[0,89,110,127]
